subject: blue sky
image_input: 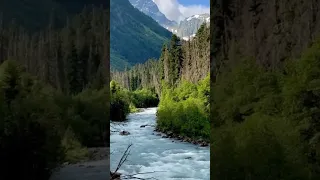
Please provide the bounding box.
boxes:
[177,0,210,7]
[154,0,210,22]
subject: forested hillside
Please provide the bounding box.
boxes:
[211,0,320,179]
[0,0,108,32]
[110,0,172,70]
[0,7,108,92]
[111,23,210,142]
[0,5,109,180]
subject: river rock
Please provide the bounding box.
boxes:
[140,125,146,128]
[156,133,161,136]
[110,171,121,180]
[119,131,130,136]
[200,142,208,147]
[184,137,191,143]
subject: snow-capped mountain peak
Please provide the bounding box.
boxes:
[129,0,177,28]
[176,14,210,38]
[128,0,210,40]
[185,14,209,22]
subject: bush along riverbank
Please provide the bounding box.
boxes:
[110,80,159,121]
[153,126,209,147]
[155,75,210,146]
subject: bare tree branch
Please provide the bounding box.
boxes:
[110,144,166,180]
[111,143,132,179]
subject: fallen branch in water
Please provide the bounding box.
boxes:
[111,143,132,179]
[110,144,166,180]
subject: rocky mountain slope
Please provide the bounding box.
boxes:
[177,14,210,40]
[128,0,177,28]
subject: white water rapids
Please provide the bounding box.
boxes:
[110,108,210,180]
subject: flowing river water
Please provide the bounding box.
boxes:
[110,108,210,180]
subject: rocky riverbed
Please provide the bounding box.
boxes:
[152,126,210,147]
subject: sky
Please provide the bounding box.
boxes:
[153,0,210,23]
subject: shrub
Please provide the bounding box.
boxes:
[156,75,210,140]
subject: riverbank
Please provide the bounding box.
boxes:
[153,126,210,147]
[50,147,109,180]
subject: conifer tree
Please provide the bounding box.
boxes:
[168,34,182,86]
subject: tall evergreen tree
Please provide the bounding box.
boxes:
[169,34,183,86]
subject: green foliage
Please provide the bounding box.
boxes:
[129,103,139,113]
[0,60,63,179]
[212,40,320,179]
[130,88,159,108]
[0,60,108,180]
[157,74,210,140]
[211,114,309,180]
[110,80,130,121]
[110,80,159,120]
[111,24,210,95]
[61,127,89,164]
[0,6,108,94]
[69,87,109,147]
[168,34,183,86]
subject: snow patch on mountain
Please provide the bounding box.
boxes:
[129,0,210,39]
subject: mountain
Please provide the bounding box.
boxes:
[176,14,210,40]
[110,0,172,70]
[0,0,108,32]
[127,0,209,41]
[128,0,177,29]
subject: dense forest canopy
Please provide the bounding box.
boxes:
[0,0,108,32]
[0,6,109,93]
[0,4,110,180]
[211,0,320,179]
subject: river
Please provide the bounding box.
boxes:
[110,107,210,180]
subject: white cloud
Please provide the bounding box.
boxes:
[153,0,210,22]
